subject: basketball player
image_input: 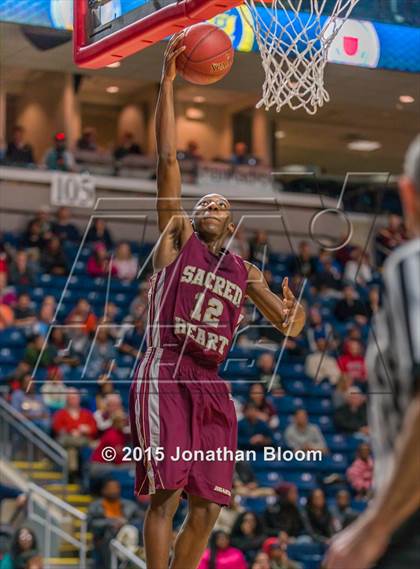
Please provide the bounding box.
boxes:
[325,137,420,569]
[129,34,305,569]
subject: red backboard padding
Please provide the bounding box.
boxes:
[74,0,243,69]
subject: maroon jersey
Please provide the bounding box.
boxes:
[146,232,248,366]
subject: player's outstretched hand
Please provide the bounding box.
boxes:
[162,32,186,82]
[280,277,305,334]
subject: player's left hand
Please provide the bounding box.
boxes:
[281,277,304,327]
[323,517,389,569]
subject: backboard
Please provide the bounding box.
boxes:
[74,0,243,69]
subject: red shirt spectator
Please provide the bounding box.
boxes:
[338,339,367,382]
[52,390,97,439]
[66,299,98,334]
[91,414,128,465]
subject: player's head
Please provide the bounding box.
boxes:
[192,193,234,242]
[400,135,420,235]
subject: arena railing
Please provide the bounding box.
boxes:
[0,397,69,486]
[27,482,88,569]
[110,538,147,569]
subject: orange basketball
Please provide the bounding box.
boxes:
[176,23,234,85]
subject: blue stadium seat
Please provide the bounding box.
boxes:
[0,328,26,347]
[282,472,317,493]
[305,398,332,415]
[273,395,304,414]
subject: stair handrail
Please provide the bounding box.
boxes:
[110,539,147,569]
[27,482,88,569]
[0,396,68,484]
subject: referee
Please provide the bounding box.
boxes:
[326,136,420,569]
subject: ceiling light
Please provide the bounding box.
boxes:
[399,95,415,104]
[106,61,121,68]
[275,130,286,139]
[185,107,205,120]
[193,96,206,103]
[106,85,119,94]
[347,140,382,152]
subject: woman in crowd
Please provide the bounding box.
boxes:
[230,512,266,564]
[302,488,334,544]
[247,383,279,429]
[113,242,138,281]
[87,243,117,278]
[346,442,374,498]
[197,531,247,569]
[0,527,39,569]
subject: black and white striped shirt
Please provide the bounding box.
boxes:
[366,237,420,491]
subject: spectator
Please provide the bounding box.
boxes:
[230,512,266,564]
[305,337,341,385]
[306,306,334,352]
[87,243,117,278]
[27,207,54,242]
[311,251,342,295]
[119,318,145,358]
[0,302,14,330]
[23,334,57,368]
[252,551,271,569]
[8,250,37,287]
[332,374,352,409]
[302,489,334,544]
[11,375,50,430]
[179,140,202,161]
[86,218,114,250]
[5,125,34,165]
[21,220,46,256]
[334,285,368,325]
[35,298,56,337]
[346,442,374,498]
[95,378,116,412]
[66,299,97,335]
[198,530,247,569]
[114,132,142,160]
[248,382,279,429]
[0,527,38,569]
[128,282,149,322]
[337,339,367,382]
[43,132,76,172]
[90,412,130,480]
[14,293,37,328]
[265,537,302,569]
[330,489,358,531]
[249,230,270,265]
[234,461,273,497]
[50,328,80,367]
[375,213,406,264]
[257,352,282,393]
[52,389,97,477]
[284,409,328,454]
[85,328,117,377]
[93,393,125,433]
[87,478,143,569]
[231,141,257,166]
[113,242,138,281]
[41,366,68,411]
[288,241,316,278]
[51,207,80,242]
[365,286,380,320]
[343,246,373,286]
[40,236,68,275]
[0,272,17,306]
[227,227,249,259]
[263,483,307,538]
[333,388,368,435]
[77,127,97,151]
[238,402,273,450]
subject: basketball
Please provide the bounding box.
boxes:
[176,23,234,85]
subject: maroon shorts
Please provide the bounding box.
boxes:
[129,347,237,506]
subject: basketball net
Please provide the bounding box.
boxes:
[241,0,360,114]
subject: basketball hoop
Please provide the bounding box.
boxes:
[241,0,360,114]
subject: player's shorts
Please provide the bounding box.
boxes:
[129,346,237,506]
[372,509,420,569]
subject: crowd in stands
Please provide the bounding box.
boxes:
[1,124,259,173]
[0,207,409,568]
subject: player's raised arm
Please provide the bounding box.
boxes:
[245,264,306,337]
[155,34,190,238]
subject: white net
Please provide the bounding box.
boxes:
[242,0,360,114]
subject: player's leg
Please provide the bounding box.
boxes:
[144,488,183,569]
[170,494,221,569]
